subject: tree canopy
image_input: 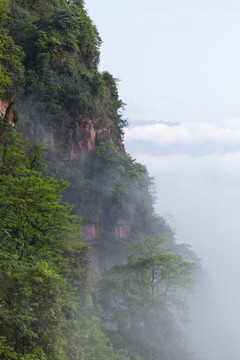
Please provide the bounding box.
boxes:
[98,237,196,360]
[0,0,24,97]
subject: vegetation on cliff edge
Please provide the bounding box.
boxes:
[0,0,200,359]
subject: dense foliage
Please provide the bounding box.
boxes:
[0,128,123,360]
[9,0,125,149]
[0,0,24,97]
[58,140,154,223]
[0,0,199,359]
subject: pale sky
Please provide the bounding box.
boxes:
[86,1,240,359]
[87,0,240,123]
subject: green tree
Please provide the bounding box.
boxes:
[0,0,24,97]
[127,237,195,299]
[98,237,196,360]
[0,128,127,360]
[0,131,82,359]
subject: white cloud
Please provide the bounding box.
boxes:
[125,118,240,146]
[137,151,240,184]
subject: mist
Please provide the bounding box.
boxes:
[85,0,240,356]
[125,126,240,360]
[84,0,240,354]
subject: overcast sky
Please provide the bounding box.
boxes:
[86,1,240,359]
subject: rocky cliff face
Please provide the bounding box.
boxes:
[16,98,129,270]
[0,0,176,281]
[0,99,16,126]
[17,102,122,162]
[69,118,120,160]
[81,219,132,243]
[81,217,132,270]
[7,0,161,272]
[0,99,9,119]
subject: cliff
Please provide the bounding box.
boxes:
[0,3,198,360]
[7,0,174,270]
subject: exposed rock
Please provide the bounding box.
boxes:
[0,99,10,119]
[81,217,132,271]
[0,99,17,127]
[112,219,132,239]
[81,223,99,241]
[82,218,132,243]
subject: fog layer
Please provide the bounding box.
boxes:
[125,120,240,360]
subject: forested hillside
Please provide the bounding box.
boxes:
[0,0,199,359]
